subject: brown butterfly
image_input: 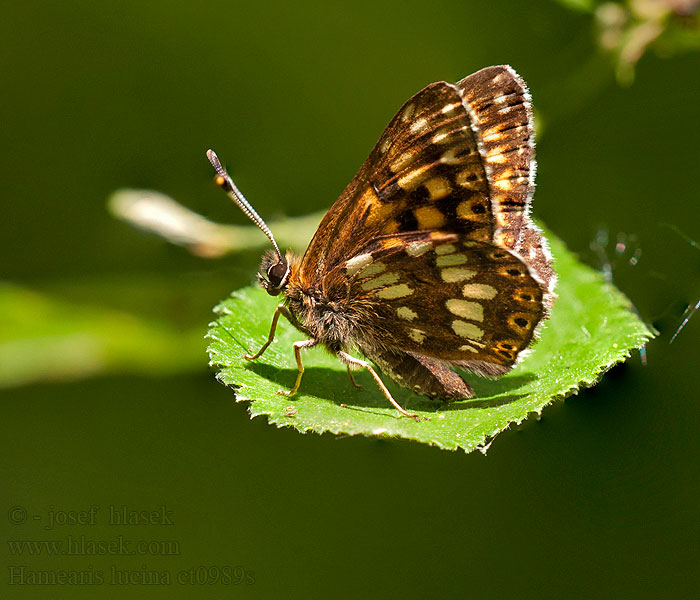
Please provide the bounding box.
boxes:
[207,65,556,418]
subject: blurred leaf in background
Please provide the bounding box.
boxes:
[553,0,700,83]
[0,282,204,388]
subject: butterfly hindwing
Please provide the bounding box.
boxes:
[333,232,545,377]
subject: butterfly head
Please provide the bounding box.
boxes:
[258,250,290,296]
[207,149,291,296]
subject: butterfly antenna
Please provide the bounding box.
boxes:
[206,149,283,259]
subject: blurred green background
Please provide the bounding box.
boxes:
[2,1,699,598]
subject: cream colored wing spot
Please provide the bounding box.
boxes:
[441,267,476,283]
[495,174,529,192]
[408,328,426,343]
[409,117,429,134]
[441,102,461,114]
[431,126,466,145]
[400,103,416,122]
[361,261,387,277]
[436,253,468,267]
[361,272,399,291]
[486,149,507,164]
[431,129,452,144]
[452,320,485,340]
[376,284,413,299]
[462,283,498,299]
[398,164,433,190]
[446,299,484,322]
[346,253,373,276]
[493,179,512,191]
[495,211,510,228]
[482,126,503,142]
[495,231,515,248]
[434,243,457,255]
[440,147,471,165]
[396,306,418,321]
[390,150,417,173]
[405,241,432,256]
[459,344,478,353]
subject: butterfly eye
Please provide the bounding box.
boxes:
[258,256,290,296]
[267,260,289,286]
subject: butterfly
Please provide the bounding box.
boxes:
[207,65,556,418]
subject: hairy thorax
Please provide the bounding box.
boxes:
[284,282,361,353]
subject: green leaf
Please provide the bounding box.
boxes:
[206,230,655,453]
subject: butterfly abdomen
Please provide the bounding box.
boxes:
[364,347,474,399]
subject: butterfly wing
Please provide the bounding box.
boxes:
[457,66,556,299]
[287,66,556,399]
[297,79,488,286]
[333,232,546,374]
[297,65,554,302]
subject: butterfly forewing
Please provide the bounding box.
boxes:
[457,66,556,304]
[298,81,494,286]
[457,66,535,245]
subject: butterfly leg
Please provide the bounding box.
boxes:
[243,305,295,360]
[278,339,318,397]
[337,351,419,419]
[345,366,364,390]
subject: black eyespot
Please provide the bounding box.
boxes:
[514,317,529,328]
[507,268,522,276]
